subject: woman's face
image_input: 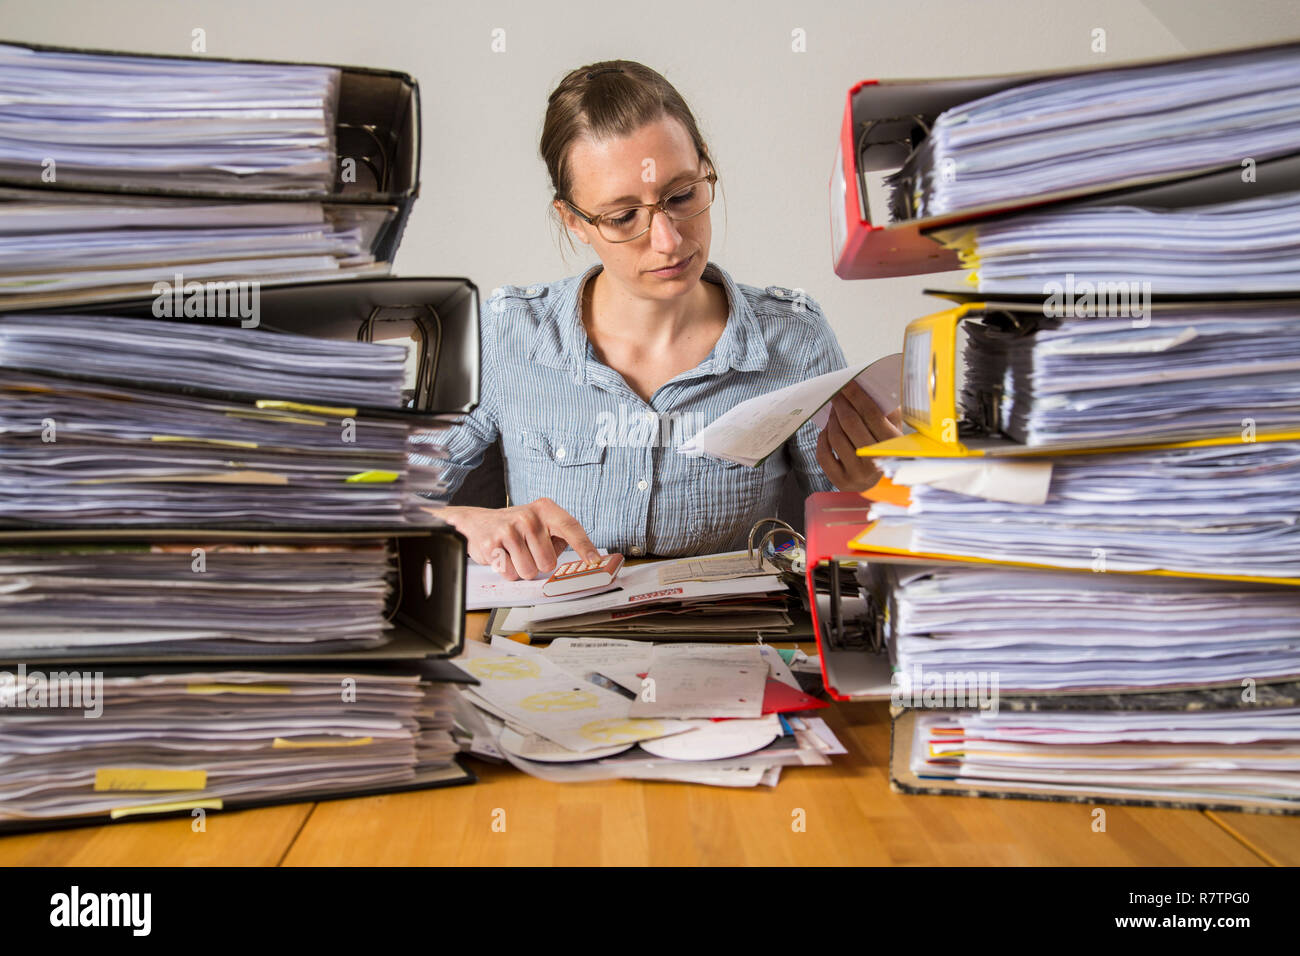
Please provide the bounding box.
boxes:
[556,115,711,300]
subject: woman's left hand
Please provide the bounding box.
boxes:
[815,379,903,492]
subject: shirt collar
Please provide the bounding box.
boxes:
[528,259,770,384]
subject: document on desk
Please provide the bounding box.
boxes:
[459,644,691,751]
[466,548,612,610]
[474,550,772,613]
[657,551,780,583]
[520,566,785,627]
[629,644,768,719]
[542,637,653,694]
[679,354,902,466]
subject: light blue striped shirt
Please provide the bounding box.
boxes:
[439,259,846,556]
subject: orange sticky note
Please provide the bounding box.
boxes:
[861,475,911,507]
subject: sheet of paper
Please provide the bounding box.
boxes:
[629,644,768,719]
[656,551,779,583]
[678,364,869,466]
[522,573,784,626]
[465,548,612,610]
[793,717,849,756]
[889,459,1053,505]
[811,352,903,431]
[459,644,691,752]
[541,637,654,695]
[757,644,801,691]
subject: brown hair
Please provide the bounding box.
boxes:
[540,60,719,255]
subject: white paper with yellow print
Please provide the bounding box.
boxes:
[459,643,693,752]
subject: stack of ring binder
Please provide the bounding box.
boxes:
[0,39,423,312]
[817,39,1300,815]
[830,40,1300,280]
[0,43,484,832]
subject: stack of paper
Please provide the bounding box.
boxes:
[0,40,422,311]
[863,442,1300,579]
[0,197,392,308]
[0,43,339,194]
[934,190,1300,294]
[888,43,1300,220]
[0,313,444,527]
[0,542,395,656]
[454,638,841,788]
[881,564,1300,692]
[958,304,1300,445]
[1,312,410,406]
[906,703,1300,812]
[0,667,462,825]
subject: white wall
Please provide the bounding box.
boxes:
[6,0,1298,365]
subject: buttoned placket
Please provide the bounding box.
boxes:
[580,357,653,556]
[553,261,771,556]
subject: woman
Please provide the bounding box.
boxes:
[437,60,900,579]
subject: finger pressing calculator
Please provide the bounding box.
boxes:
[541,553,625,597]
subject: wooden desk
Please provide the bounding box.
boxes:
[0,613,1294,866]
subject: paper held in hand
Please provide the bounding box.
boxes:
[678,353,902,466]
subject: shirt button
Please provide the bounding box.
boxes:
[526,286,540,295]
[555,447,566,460]
[636,479,648,491]
[629,546,644,556]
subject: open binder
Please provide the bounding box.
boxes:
[831,40,1300,279]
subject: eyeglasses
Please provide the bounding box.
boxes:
[563,168,718,243]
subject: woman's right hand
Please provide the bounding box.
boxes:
[435,499,601,581]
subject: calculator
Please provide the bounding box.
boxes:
[541,553,625,597]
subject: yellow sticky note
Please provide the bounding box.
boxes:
[344,470,399,483]
[110,799,222,820]
[256,399,357,417]
[95,768,208,792]
[272,736,374,749]
[151,436,258,449]
[186,683,292,695]
[228,410,326,426]
[74,470,288,486]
